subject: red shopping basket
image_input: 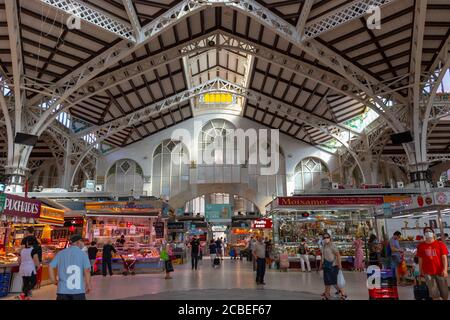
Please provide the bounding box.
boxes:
[367,268,399,300]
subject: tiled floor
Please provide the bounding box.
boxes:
[2,258,416,300]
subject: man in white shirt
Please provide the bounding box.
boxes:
[252,236,266,285]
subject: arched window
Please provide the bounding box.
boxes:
[199,119,236,164]
[294,157,329,191]
[106,159,144,195]
[152,140,189,197]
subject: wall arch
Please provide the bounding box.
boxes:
[105,159,144,195]
[151,139,189,198]
[293,157,330,191]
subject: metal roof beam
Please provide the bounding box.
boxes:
[303,0,398,40]
[122,0,142,42]
[40,0,135,41]
[296,0,313,37]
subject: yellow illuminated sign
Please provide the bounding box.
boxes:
[203,93,233,104]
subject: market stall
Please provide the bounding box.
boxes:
[0,194,41,296]
[166,222,187,264]
[85,200,169,274]
[376,192,450,283]
[266,196,382,270]
[229,219,255,259]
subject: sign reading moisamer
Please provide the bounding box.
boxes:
[277,196,384,207]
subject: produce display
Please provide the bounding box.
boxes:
[0,253,19,266]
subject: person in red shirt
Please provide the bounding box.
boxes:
[416,227,449,300]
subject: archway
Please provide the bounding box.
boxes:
[169,183,273,215]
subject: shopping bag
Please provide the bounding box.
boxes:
[337,270,346,289]
[319,270,323,279]
[414,277,430,300]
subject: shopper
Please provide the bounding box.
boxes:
[49,235,91,300]
[353,236,365,272]
[368,234,382,266]
[215,237,223,261]
[298,238,311,272]
[319,233,347,300]
[160,243,173,279]
[416,227,449,300]
[190,236,201,270]
[88,241,98,276]
[117,235,126,246]
[265,238,273,268]
[16,237,40,300]
[102,239,117,277]
[209,239,217,267]
[21,226,42,263]
[246,236,254,262]
[253,235,266,285]
[388,231,405,285]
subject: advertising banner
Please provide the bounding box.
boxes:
[1,194,41,218]
[205,204,233,221]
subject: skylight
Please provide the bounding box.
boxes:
[343,107,379,133]
[437,68,450,93]
[39,100,72,130]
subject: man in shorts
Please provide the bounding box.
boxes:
[417,227,448,300]
[389,231,405,285]
[49,234,92,300]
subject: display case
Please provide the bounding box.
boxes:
[94,244,163,274]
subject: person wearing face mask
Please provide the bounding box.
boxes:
[416,227,449,300]
[319,233,347,300]
[49,235,92,300]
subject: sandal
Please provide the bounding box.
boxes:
[321,293,330,300]
[339,291,348,300]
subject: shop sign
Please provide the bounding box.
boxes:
[251,218,273,229]
[153,222,164,239]
[231,228,253,235]
[277,196,383,207]
[383,196,412,204]
[38,206,65,225]
[0,194,6,213]
[2,194,41,218]
[168,222,185,231]
[85,201,161,215]
[212,225,227,232]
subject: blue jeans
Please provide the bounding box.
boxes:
[256,258,266,284]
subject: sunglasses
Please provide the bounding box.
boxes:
[323,236,330,239]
